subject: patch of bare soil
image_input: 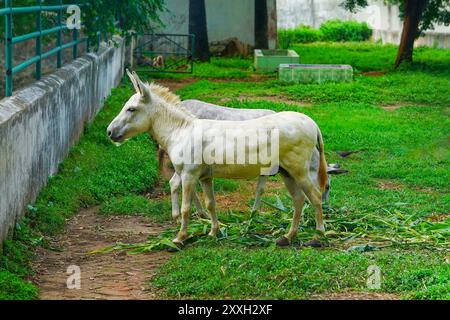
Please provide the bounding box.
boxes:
[361,71,387,77]
[213,180,285,213]
[154,78,198,92]
[381,105,403,111]
[377,179,404,191]
[311,291,399,300]
[33,207,171,300]
[381,103,436,111]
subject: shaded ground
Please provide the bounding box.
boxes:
[33,207,170,300]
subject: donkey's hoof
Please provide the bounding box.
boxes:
[168,241,184,252]
[303,239,324,248]
[276,236,291,247]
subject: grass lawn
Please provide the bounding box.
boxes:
[1,42,449,299]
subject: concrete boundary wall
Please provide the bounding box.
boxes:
[0,36,126,242]
[277,0,450,49]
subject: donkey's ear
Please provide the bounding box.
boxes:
[126,69,140,94]
[132,71,151,101]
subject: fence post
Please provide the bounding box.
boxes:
[36,0,42,80]
[5,0,13,97]
[57,0,63,68]
[73,30,78,59]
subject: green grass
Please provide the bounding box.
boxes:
[153,247,449,300]
[291,42,450,73]
[214,178,240,193]
[0,270,38,300]
[99,195,171,222]
[142,57,255,80]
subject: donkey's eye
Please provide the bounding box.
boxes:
[127,108,137,113]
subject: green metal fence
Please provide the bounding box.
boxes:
[0,1,90,97]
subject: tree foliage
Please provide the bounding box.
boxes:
[1,0,166,44]
[78,0,166,43]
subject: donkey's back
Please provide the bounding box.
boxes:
[181,99,274,121]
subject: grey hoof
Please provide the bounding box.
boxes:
[168,241,184,252]
[303,239,324,248]
[276,236,291,247]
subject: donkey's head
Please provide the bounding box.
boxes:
[107,70,154,143]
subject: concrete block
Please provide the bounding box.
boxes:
[279,64,353,84]
[254,49,299,72]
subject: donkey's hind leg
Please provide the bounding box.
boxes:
[276,174,306,246]
[200,178,219,237]
[296,176,325,232]
[193,190,209,219]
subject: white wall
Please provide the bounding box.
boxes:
[277,0,450,48]
[0,38,126,243]
[158,0,277,48]
[207,0,255,45]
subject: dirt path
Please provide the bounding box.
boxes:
[33,207,171,300]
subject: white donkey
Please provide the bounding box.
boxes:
[158,100,347,220]
[108,71,329,247]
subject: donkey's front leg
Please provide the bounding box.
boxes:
[173,173,196,245]
[169,173,181,221]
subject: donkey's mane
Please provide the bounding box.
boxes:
[148,82,181,106]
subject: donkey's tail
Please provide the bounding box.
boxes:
[317,127,328,192]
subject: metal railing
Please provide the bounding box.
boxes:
[134,34,195,74]
[0,1,91,97]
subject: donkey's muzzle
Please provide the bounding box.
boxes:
[107,128,123,142]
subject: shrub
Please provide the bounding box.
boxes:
[319,19,372,42]
[278,25,323,49]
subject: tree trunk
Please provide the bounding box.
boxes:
[255,0,269,49]
[394,0,428,68]
[189,0,210,62]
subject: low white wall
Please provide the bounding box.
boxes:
[0,36,126,242]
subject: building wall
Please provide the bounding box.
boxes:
[158,0,277,48]
[0,37,127,242]
[277,0,450,48]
